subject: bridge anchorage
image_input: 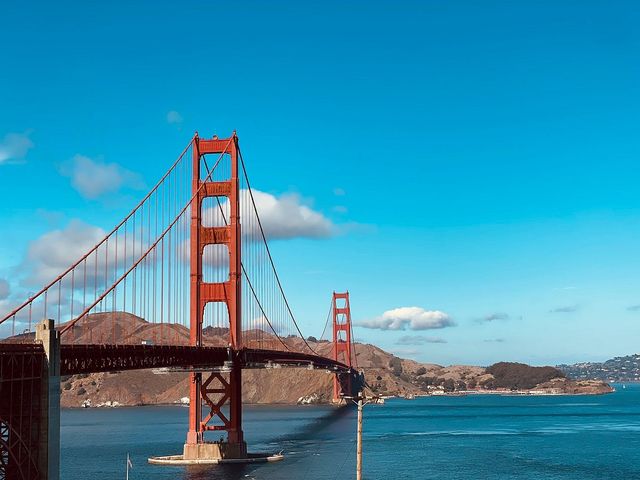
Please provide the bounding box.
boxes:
[0,131,362,476]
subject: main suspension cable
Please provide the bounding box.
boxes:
[319,297,333,342]
[237,145,318,355]
[59,138,232,335]
[199,147,290,350]
[0,138,194,325]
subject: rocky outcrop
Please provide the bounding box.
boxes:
[297,393,329,405]
[533,378,614,395]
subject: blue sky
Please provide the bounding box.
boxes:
[1,1,640,365]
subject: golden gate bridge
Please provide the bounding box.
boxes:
[0,132,362,479]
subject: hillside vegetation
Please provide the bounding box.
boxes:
[484,362,565,390]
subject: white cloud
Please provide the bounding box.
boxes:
[23,221,107,285]
[251,191,333,239]
[0,279,9,300]
[203,189,334,240]
[61,155,144,199]
[333,187,346,196]
[22,220,143,286]
[175,187,335,268]
[167,110,183,124]
[0,220,152,329]
[357,306,455,331]
[0,131,33,164]
[249,315,284,335]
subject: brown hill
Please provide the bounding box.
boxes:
[6,312,613,406]
[60,341,612,408]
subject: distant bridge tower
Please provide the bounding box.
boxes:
[185,132,246,460]
[332,291,355,401]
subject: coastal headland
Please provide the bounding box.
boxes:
[48,314,612,408]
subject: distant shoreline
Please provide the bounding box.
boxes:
[63,388,616,410]
[391,387,615,399]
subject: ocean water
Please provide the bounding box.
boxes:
[61,384,640,479]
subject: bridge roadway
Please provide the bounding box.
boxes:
[8,343,354,376]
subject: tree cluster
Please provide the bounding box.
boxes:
[484,362,565,390]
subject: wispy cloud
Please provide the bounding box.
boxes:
[357,307,455,331]
[166,110,183,124]
[484,338,506,343]
[333,187,346,196]
[396,335,447,345]
[627,305,640,312]
[392,348,420,357]
[480,312,510,323]
[0,131,33,164]
[60,155,145,199]
[549,305,579,313]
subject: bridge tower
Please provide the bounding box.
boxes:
[332,291,355,401]
[185,132,246,460]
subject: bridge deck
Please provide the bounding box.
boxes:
[49,344,352,375]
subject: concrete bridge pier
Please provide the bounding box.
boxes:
[35,319,60,480]
[181,360,247,462]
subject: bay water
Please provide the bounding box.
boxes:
[61,384,640,479]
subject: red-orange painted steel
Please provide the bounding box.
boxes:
[0,344,45,480]
[0,131,367,472]
[187,133,244,446]
[55,345,353,376]
[332,291,354,400]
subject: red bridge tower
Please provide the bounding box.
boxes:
[332,291,355,401]
[185,132,246,460]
